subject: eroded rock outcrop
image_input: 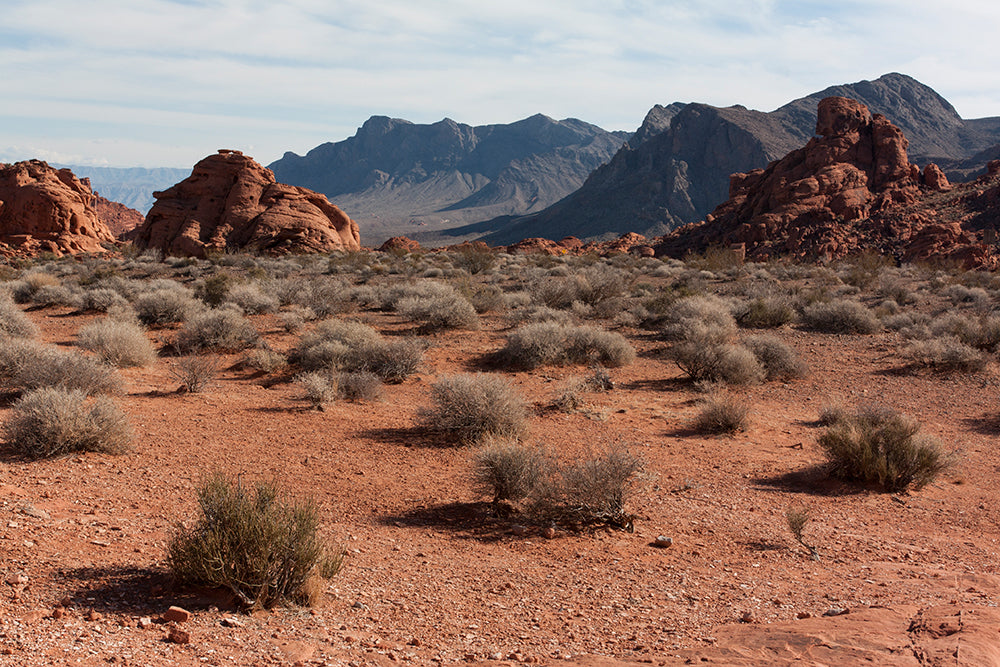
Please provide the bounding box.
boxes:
[134,150,361,258]
[88,188,145,238]
[378,236,423,254]
[656,97,999,268]
[0,160,117,256]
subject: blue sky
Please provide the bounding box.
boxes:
[3,0,999,168]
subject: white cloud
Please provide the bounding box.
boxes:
[2,0,1000,166]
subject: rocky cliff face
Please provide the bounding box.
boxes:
[456,73,1000,246]
[269,114,628,245]
[0,160,117,256]
[88,188,145,238]
[656,98,998,269]
[133,150,360,258]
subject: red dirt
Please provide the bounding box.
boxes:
[2,278,1000,665]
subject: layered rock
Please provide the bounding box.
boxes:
[0,160,117,256]
[134,150,361,258]
[656,97,999,268]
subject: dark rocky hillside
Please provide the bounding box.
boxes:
[269,114,628,245]
[453,73,1000,246]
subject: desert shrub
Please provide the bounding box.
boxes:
[295,371,338,408]
[81,287,129,313]
[693,395,750,434]
[802,299,880,334]
[196,272,232,307]
[576,264,629,306]
[348,339,423,383]
[538,445,643,527]
[0,341,122,395]
[669,336,765,385]
[424,373,527,444]
[505,305,576,327]
[3,387,131,458]
[742,334,808,380]
[32,284,84,309]
[336,371,383,402]
[396,291,480,330]
[226,283,279,314]
[530,276,586,310]
[0,294,38,338]
[942,284,991,305]
[660,295,737,343]
[501,322,634,369]
[170,355,220,393]
[278,305,316,333]
[904,336,987,373]
[296,319,380,357]
[817,405,951,492]
[177,307,259,352]
[451,246,498,275]
[244,347,287,374]
[9,272,61,303]
[929,313,1000,351]
[76,318,156,368]
[167,475,341,609]
[472,438,550,504]
[735,295,796,328]
[466,284,505,314]
[134,287,200,326]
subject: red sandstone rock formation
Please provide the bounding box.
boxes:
[378,236,422,254]
[0,160,117,256]
[133,150,361,258]
[88,189,144,238]
[656,97,999,268]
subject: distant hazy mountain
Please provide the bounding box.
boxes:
[448,73,1000,246]
[62,166,190,213]
[268,114,628,245]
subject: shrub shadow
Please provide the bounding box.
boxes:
[962,414,1000,435]
[753,465,864,497]
[56,565,237,616]
[380,501,528,542]
[355,425,456,448]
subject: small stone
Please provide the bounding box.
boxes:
[20,506,51,520]
[739,611,754,623]
[823,607,849,617]
[137,617,154,629]
[511,525,528,536]
[59,596,73,607]
[542,526,557,540]
[162,606,191,623]
[52,606,65,620]
[408,638,421,647]
[351,601,366,610]
[6,573,28,586]
[167,626,191,644]
[86,609,102,622]
[653,536,673,548]
[796,611,812,619]
[221,617,244,628]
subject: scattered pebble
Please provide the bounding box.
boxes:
[162,606,191,623]
[823,607,849,617]
[653,536,673,548]
[167,627,191,645]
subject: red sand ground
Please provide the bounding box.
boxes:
[2,281,999,665]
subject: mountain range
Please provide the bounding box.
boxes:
[267,114,628,245]
[58,166,190,213]
[443,73,1000,246]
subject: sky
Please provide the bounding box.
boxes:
[3,0,1000,168]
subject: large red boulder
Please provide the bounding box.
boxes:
[133,150,361,258]
[0,160,117,256]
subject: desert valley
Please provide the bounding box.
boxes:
[2,73,1000,666]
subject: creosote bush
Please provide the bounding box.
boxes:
[0,340,122,395]
[472,438,551,504]
[3,387,131,458]
[177,307,259,352]
[693,395,750,434]
[77,318,157,368]
[742,334,808,380]
[817,405,951,492]
[424,373,528,444]
[904,336,987,373]
[134,287,200,326]
[168,474,342,610]
[501,322,634,369]
[669,336,765,385]
[0,294,39,338]
[537,445,644,528]
[170,355,220,393]
[802,299,880,334]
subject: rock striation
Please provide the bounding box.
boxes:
[134,150,361,258]
[0,160,117,256]
[656,97,999,268]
